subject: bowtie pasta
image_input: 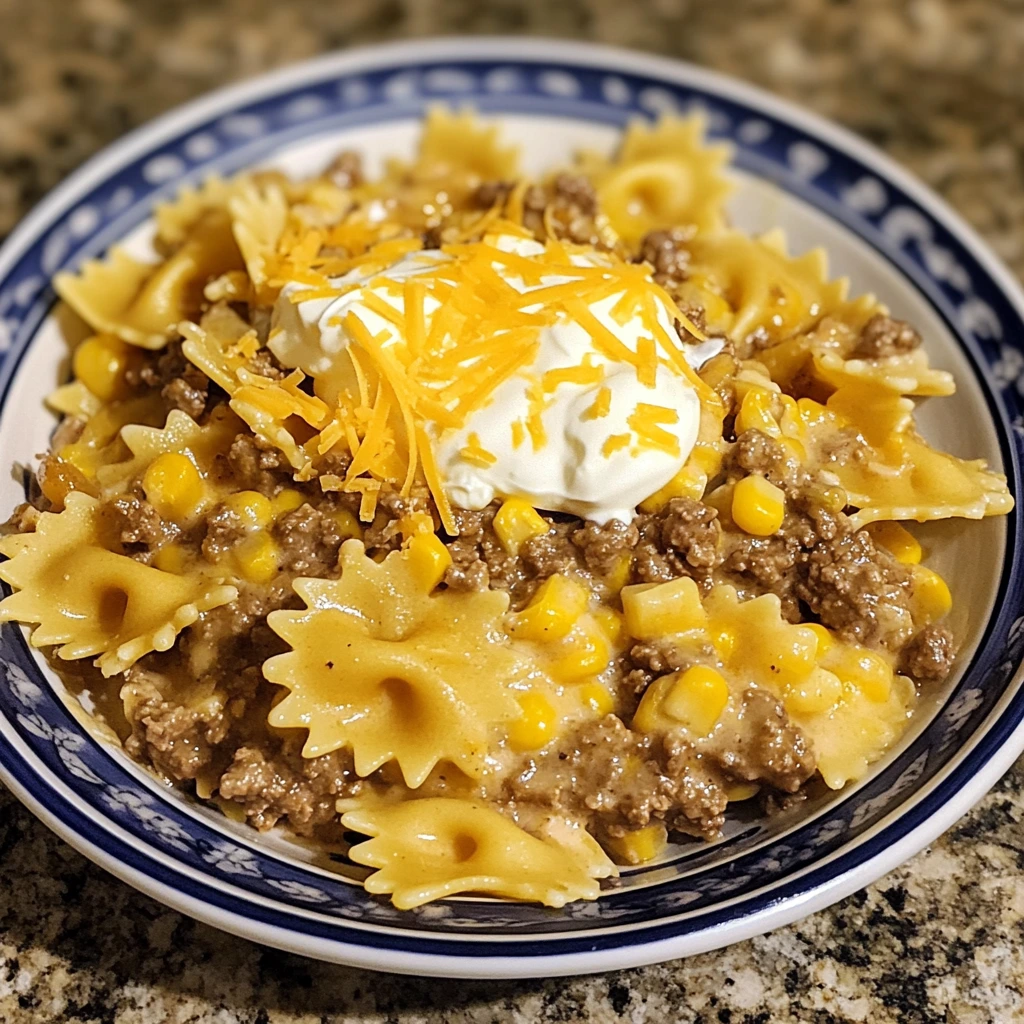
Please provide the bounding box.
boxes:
[0,108,1012,910]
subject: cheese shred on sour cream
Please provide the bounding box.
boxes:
[271,231,723,526]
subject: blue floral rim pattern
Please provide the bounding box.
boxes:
[1,43,1023,969]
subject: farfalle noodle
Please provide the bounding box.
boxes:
[342,798,614,908]
[0,492,236,676]
[264,540,532,787]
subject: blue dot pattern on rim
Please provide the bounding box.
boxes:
[1,54,1023,961]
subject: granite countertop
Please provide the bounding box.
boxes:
[2,1,1024,1021]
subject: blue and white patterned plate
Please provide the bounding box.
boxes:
[1,38,1023,978]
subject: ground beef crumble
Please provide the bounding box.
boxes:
[852,313,922,359]
[703,688,817,793]
[636,227,692,287]
[218,742,363,833]
[798,529,915,650]
[633,497,723,584]
[102,495,179,561]
[135,340,210,419]
[899,624,958,681]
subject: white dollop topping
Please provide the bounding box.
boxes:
[270,236,721,524]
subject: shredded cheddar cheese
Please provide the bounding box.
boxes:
[602,433,631,457]
[258,213,718,530]
[627,403,681,457]
[583,386,612,421]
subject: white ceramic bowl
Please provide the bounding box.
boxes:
[1,38,1023,978]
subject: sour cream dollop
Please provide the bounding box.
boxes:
[271,236,720,523]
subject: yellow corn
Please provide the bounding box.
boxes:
[234,531,280,584]
[405,531,452,591]
[73,334,137,402]
[152,543,185,574]
[493,498,549,555]
[830,648,893,703]
[639,464,707,511]
[709,622,737,661]
[142,453,205,522]
[591,605,624,648]
[867,520,923,564]
[797,397,829,427]
[761,625,818,681]
[621,576,706,639]
[735,388,781,438]
[819,485,847,514]
[509,574,589,642]
[634,664,729,734]
[270,488,305,517]
[631,679,665,732]
[779,436,806,462]
[732,475,785,536]
[507,691,557,751]
[604,823,668,866]
[604,553,633,593]
[691,442,724,478]
[579,681,614,717]
[911,566,953,624]
[703,486,734,526]
[398,511,435,539]
[327,508,363,544]
[661,665,730,735]
[550,617,612,683]
[805,623,834,657]
[224,490,274,531]
[725,782,760,802]
[784,667,843,715]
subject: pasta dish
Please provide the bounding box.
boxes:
[0,109,1012,909]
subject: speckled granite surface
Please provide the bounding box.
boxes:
[1,2,1024,1021]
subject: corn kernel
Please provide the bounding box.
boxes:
[152,543,185,574]
[690,442,724,478]
[911,566,953,624]
[405,531,452,592]
[762,625,817,681]
[507,691,557,751]
[819,486,847,514]
[622,577,706,639]
[224,490,274,531]
[591,605,624,648]
[604,553,633,593]
[830,648,893,703]
[779,436,807,462]
[735,388,781,438]
[510,575,589,642]
[493,498,549,555]
[550,617,612,683]
[732,475,785,537]
[784,667,843,715]
[725,782,761,802]
[805,623,834,657]
[703,483,734,521]
[709,622,737,661]
[797,397,828,426]
[271,488,305,517]
[604,823,667,865]
[398,511,435,539]
[866,520,923,564]
[142,452,205,522]
[234,531,280,584]
[661,665,730,735]
[73,334,137,402]
[332,508,364,543]
[579,681,614,717]
[639,464,707,511]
